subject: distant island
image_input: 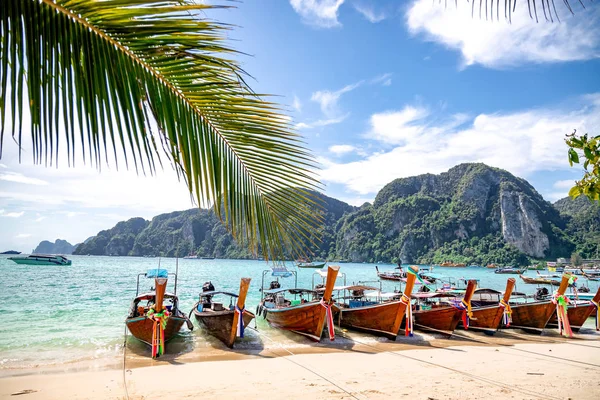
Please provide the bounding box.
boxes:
[32,239,77,255]
[0,250,21,255]
[73,163,599,266]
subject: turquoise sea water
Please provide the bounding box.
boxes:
[1,255,598,371]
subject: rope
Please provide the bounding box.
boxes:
[122,325,130,400]
[451,331,600,368]
[338,332,563,400]
[246,327,365,400]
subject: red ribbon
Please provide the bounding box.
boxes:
[320,298,335,341]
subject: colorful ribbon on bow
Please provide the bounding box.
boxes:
[591,299,599,331]
[320,298,335,341]
[147,308,170,358]
[235,305,245,338]
[499,299,512,327]
[407,267,435,292]
[453,298,472,329]
[400,294,413,337]
[552,293,573,338]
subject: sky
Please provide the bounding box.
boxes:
[1,0,600,252]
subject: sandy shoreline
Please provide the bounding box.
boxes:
[2,328,600,400]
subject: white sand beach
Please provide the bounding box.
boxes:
[3,332,600,400]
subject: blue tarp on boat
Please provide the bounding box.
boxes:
[147,268,168,278]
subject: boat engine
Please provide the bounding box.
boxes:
[203,281,215,292]
[579,286,590,293]
[351,288,364,298]
[269,280,281,290]
[202,281,215,305]
[534,287,549,300]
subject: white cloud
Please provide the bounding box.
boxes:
[406,0,600,68]
[290,0,345,28]
[295,114,349,130]
[329,144,356,155]
[1,211,24,218]
[35,216,46,222]
[311,81,362,117]
[0,163,7,168]
[0,171,49,185]
[370,73,392,86]
[320,94,600,196]
[292,95,302,112]
[354,3,386,23]
[15,233,32,239]
[553,179,576,190]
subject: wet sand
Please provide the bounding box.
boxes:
[2,327,600,400]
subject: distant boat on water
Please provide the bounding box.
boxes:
[8,254,72,266]
[1,250,21,255]
[296,260,326,268]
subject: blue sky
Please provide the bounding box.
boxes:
[1,0,600,252]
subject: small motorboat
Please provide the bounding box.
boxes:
[8,254,72,266]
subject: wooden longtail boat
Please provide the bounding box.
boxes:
[508,274,571,334]
[190,278,255,348]
[495,267,526,274]
[375,265,403,281]
[547,287,600,332]
[411,280,477,336]
[125,269,191,357]
[332,266,418,339]
[258,265,340,341]
[519,274,562,286]
[466,278,515,335]
[297,261,327,269]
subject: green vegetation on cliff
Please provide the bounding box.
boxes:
[554,195,600,258]
[74,164,597,264]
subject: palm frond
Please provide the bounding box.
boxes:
[449,0,591,23]
[0,0,322,261]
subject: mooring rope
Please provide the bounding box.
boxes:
[122,325,130,400]
[337,331,563,400]
[245,327,365,400]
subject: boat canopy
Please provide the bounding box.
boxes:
[135,292,177,301]
[147,268,168,278]
[363,290,401,299]
[199,291,239,298]
[263,288,315,295]
[317,284,379,292]
[412,292,459,299]
[271,265,293,277]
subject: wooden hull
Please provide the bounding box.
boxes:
[413,307,463,336]
[264,302,327,341]
[547,304,595,333]
[193,309,255,348]
[465,305,504,334]
[126,313,186,346]
[335,301,408,340]
[507,301,555,333]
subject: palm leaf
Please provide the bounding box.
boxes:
[0,0,322,261]
[447,0,591,23]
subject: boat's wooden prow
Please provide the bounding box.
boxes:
[229,278,251,344]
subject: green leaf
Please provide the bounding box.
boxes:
[568,148,579,165]
[0,0,322,261]
[568,185,581,199]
